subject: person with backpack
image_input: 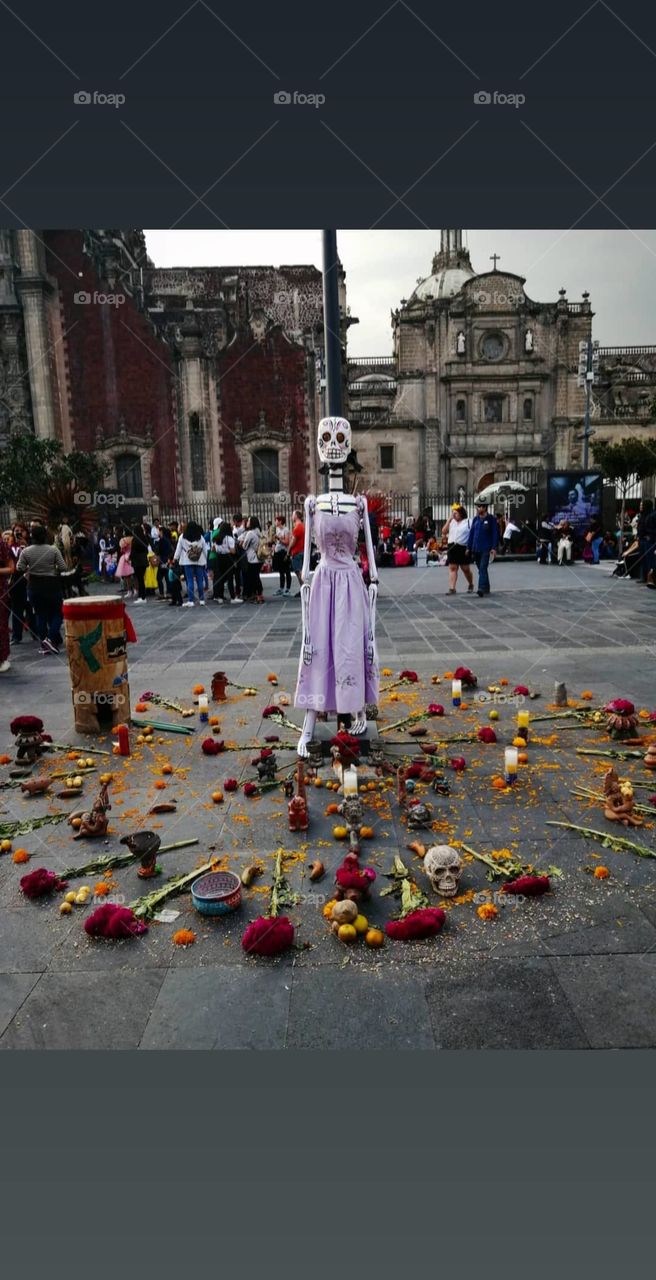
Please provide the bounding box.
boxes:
[240,516,265,604]
[272,513,292,595]
[173,520,209,606]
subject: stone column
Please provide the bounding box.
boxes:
[14,230,57,439]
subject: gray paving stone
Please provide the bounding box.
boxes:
[287,967,435,1048]
[550,954,656,1047]
[425,957,589,1048]
[0,970,166,1049]
[0,973,41,1038]
[141,965,292,1048]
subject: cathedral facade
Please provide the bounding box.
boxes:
[348,230,656,498]
[0,229,342,513]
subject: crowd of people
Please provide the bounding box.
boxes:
[2,497,654,676]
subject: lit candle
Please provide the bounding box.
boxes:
[117,724,130,757]
[198,694,209,722]
[504,746,518,783]
[452,679,462,707]
[343,766,358,796]
[517,710,530,730]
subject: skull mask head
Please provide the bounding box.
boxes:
[318,416,351,468]
[424,845,463,897]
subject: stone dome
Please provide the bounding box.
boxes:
[410,263,475,302]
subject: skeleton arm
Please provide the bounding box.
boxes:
[300,496,315,665]
[360,496,378,664]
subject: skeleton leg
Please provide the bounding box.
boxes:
[297,709,318,758]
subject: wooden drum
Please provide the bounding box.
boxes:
[63,595,135,734]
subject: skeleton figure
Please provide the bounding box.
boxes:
[424,845,463,897]
[296,417,379,757]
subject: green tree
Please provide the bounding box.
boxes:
[0,433,110,527]
[592,436,656,553]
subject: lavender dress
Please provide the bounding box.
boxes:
[295,500,379,716]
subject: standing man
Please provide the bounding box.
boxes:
[468,500,499,597]
[288,509,306,598]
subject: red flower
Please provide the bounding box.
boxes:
[140,691,154,701]
[20,867,68,899]
[604,698,635,716]
[10,715,44,734]
[513,685,530,696]
[264,734,280,743]
[241,915,295,956]
[243,782,258,797]
[648,796,656,808]
[224,778,238,792]
[335,853,376,895]
[648,713,656,724]
[385,907,446,940]
[260,747,274,758]
[477,726,497,743]
[262,705,281,719]
[453,666,477,688]
[399,670,418,682]
[502,874,550,896]
[40,733,52,743]
[84,904,148,939]
[201,737,224,755]
[450,756,467,772]
[406,764,424,779]
[330,732,361,765]
[427,703,445,716]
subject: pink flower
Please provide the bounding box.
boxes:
[453,666,477,688]
[224,778,238,792]
[450,756,466,772]
[604,698,635,716]
[386,907,446,940]
[20,868,68,899]
[84,904,148,939]
[513,685,529,696]
[428,703,445,716]
[502,874,550,896]
[241,915,295,956]
[477,726,497,743]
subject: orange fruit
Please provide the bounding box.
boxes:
[332,825,348,840]
[313,778,323,787]
[211,791,224,804]
[193,684,205,695]
[161,764,173,775]
[337,923,357,943]
[365,928,384,948]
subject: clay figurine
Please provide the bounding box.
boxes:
[288,765,308,832]
[72,780,111,839]
[603,767,643,827]
[20,776,52,798]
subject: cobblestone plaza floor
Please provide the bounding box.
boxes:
[1,559,655,1049]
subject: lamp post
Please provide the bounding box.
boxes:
[321,230,343,417]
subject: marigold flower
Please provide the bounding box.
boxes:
[381,668,393,677]
[0,754,12,766]
[476,903,498,920]
[94,881,111,897]
[172,928,196,946]
[580,691,593,700]
[12,848,30,864]
[267,673,279,683]
[593,866,610,880]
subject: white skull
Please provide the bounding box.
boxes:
[318,416,351,467]
[424,845,463,897]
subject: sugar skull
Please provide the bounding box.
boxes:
[317,416,351,467]
[424,845,463,897]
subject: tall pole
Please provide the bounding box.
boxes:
[583,339,593,471]
[322,230,343,417]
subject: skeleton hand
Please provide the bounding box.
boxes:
[301,582,312,665]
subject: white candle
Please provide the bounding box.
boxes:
[343,766,358,796]
[198,694,209,721]
[504,747,518,782]
[452,679,462,707]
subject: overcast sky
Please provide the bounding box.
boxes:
[145,229,656,356]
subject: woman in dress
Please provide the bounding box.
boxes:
[295,494,378,731]
[442,506,473,593]
[115,530,135,597]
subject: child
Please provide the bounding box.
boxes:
[116,534,134,597]
[167,559,183,606]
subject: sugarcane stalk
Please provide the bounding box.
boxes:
[130,718,195,735]
[0,812,69,839]
[129,860,217,919]
[546,820,656,859]
[60,837,199,880]
[576,747,644,760]
[460,842,515,878]
[571,787,655,817]
[49,742,112,756]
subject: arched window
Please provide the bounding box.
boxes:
[523,397,533,420]
[253,448,279,493]
[115,453,143,498]
[455,398,466,422]
[189,413,205,490]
